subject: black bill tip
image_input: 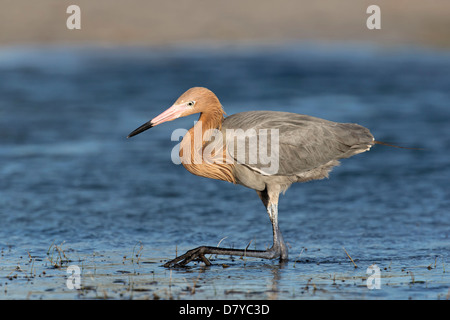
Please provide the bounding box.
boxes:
[127,121,154,138]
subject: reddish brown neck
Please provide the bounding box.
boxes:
[179,105,235,183]
[197,105,225,132]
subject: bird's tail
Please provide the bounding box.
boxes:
[374,140,422,150]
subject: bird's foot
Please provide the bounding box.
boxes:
[163,246,212,268]
[163,244,287,268]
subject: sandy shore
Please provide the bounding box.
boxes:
[0,0,449,48]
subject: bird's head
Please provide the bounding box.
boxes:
[127,87,222,138]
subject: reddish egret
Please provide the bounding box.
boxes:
[128,87,376,267]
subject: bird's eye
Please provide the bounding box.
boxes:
[187,101,195,107]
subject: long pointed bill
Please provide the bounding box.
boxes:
[127,121,153,138]
[127,104,187,138]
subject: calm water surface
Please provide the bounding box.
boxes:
[0,45,449,299]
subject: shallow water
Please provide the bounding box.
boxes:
[0,44,449,300]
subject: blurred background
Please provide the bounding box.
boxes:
[0,0,449,299]
[1,0,450,47]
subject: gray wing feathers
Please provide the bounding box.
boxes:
[222,111,374,176]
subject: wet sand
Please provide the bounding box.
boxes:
[1,242,448,300]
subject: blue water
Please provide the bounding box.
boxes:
[0,45,449,299]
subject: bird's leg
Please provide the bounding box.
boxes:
[163,189,288,268]
[257,188,288,260]
[267,202,289,261]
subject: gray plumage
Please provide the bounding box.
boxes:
[222,111,375,192]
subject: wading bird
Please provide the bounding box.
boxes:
[128,87,377,267]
